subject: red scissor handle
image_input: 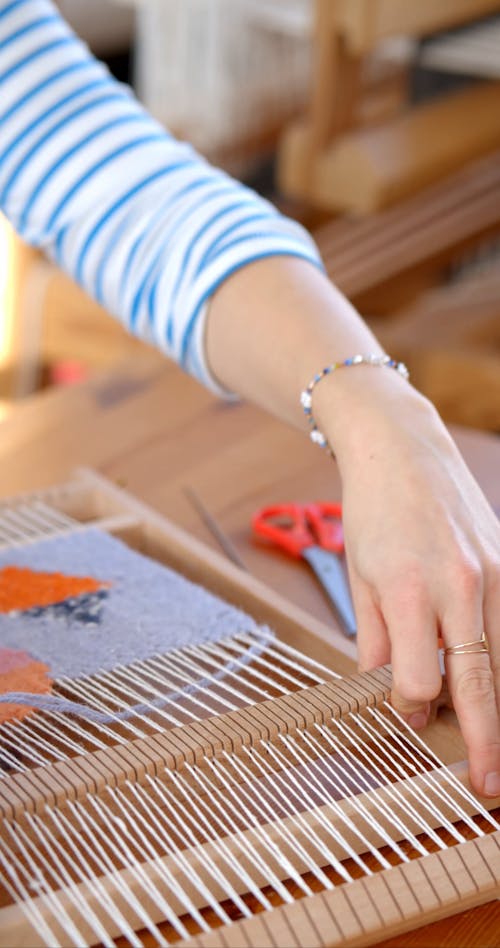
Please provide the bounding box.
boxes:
[252,502,344,557]
[252,504,313,557]
[306,502,344,553]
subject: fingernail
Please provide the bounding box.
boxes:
[484,772,500,796]
[408,712,428,730]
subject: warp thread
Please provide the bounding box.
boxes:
[0,629,274,722]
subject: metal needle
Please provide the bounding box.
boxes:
[183,486,248,571]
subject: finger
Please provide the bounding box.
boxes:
[350,579,391,671]
[444,649,500,796]
[443,574,500,797]
[441,553,500,797]
[484,565,500,715]
[383,587,442,730]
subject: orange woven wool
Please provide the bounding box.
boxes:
[0,566,109,613]
[0,648,53,724]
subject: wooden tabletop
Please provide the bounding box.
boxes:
[1,351,499,946]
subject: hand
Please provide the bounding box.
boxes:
[322,374,500,797]
[205,254,500,795]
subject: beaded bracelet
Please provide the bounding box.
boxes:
[300,354,410,456]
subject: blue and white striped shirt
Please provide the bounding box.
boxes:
[0,0,322,394]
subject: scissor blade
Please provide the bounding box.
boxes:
[302,545,357,639]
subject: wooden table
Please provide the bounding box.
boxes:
[1,351,499,947]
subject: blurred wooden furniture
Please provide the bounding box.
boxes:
[315,149,500,312]
[0,221,156,401]
[312,149,500,430]
[0,218,38,400]
[278,0,500,211]
[418,14,500,79]
[371,268,500,429]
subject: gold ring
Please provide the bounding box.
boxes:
[444,633,489,656]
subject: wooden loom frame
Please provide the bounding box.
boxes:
[277,0,500,213]
[0,468,498,948]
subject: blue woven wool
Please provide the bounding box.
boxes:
[0,529,261,680]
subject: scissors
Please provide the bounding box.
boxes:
[252,502,357,639]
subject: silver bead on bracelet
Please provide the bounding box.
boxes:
[300,354,410,456]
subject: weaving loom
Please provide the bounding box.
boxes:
[0,470,498,947]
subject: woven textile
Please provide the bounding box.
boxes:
[0,528,260,680]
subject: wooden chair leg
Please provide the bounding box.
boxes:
[0,225,50,400]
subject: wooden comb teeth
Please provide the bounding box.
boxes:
[0,667,392,823]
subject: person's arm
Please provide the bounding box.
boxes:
[0,0,320,392]
[206,255,500,799]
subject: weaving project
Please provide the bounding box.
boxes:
[0,479,498,948]
[0,528,261,680]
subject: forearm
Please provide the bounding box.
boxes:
[205,254,438,474]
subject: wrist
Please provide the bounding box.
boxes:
[301,354,409,453]
[311,363,440,471]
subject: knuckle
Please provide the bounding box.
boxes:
[448,557,483,598]
[393,677,441,704]
[387,563,427,609]
[454,666,495,705]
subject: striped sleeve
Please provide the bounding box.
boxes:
[0,0,324,395]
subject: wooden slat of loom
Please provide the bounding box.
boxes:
[1,653,498,947]
[314,150,500,311]
[182,834,500,948]
[6,832,499,948]
[0,748,488,888]
[3,757,489,940]
[0,666,393,822]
